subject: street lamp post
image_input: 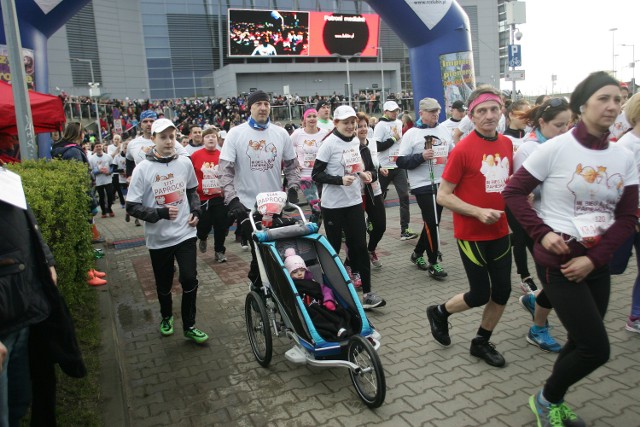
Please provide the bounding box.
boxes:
[373,47,385,104]
[621,43,636,94]
[332,53,360,107]
[70,57,102,144]
[609,28,618,77]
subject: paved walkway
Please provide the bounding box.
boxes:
[94,192,640,426]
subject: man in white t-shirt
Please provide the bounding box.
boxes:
[316,100,333,131]
[219,90,301,290]
[251,39,277,56]
[374,100,417,240]
[441,100,467,140]
[89,142,115,218]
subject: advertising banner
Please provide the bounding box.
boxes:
[439,51,475,111]
[228,9,379,58]
[0,45,36,89]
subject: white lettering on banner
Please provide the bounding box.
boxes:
[405,0,453,30]
[152,176,186,206]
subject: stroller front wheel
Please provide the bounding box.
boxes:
[347,335,386,408]
[245,291,273,367]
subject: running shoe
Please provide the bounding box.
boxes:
[108,212,115,217]
[241,238,249,251]
[215,251,227,263]
[470,338,505,367]
[410,252,428,271]
[160,316,174,336]
[427,263,448,280]
[369,251,382,268]
[198,239,207,253]
[352,272,362,288]
[626,318,640,333]
[520,276,538,294]
[400,228,418,240]
[529,392,585,427]
[362,292,386,309]
[527,325,562,353]
[426,305,451,346]
[184,327,208,344]
[125,213,130,222]
[135,218,141,226]
[519,293,536,321]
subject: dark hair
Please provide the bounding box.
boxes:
[570,71,620,115]
[520,97,570,130]
[189,124,202,133]
[61,122,83,143]
[201,127,218,138]
[535,95,548,106]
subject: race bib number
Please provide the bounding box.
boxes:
[571,212,613,247]
[202,178,222,195]
[303,153,316,168]
[152,176,186,206]
[343,148,364,174]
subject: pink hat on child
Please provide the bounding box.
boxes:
[284,248,307,274]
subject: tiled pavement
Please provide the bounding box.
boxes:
[94,193,640,426]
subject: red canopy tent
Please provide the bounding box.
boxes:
[0,80,65,135]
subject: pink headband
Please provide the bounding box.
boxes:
[303,109,318,120]
[468,93,502,117]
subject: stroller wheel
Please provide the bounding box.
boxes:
[245,291,273,367]
[347,335,386,408]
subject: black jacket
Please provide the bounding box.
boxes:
[0,201,53,337]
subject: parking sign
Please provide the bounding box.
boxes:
[508,44,521,67]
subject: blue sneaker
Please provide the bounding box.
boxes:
[519,293,536,321]
[527,325,562,353]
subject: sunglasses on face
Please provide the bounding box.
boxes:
[542,98,567,112]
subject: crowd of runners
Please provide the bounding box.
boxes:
[4,72,638,427]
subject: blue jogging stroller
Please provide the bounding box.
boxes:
[244,192,386,408]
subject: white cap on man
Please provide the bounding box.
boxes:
[383,100,400,112]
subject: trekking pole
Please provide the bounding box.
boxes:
[424,135,442,261]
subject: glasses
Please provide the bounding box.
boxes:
[542,97,567,112]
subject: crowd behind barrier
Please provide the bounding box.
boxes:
[58,91,416,141]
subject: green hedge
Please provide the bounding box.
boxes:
[9,159,101,425]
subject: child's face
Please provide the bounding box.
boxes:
[152,128,177,156]
[290,268,305,279]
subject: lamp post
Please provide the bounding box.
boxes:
[332,53,360,107]
[609,28,618,77]
[371,47,385,104]
[621,43,636,94]
[70,57,102,144]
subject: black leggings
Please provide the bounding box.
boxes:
[536,264,610,403]
[505,207,552,309]
[95,183,114,215]
[457,236,512,306]
[414,190,444,265]
[363,192,386,252]
[148,237,199,330]
[322,204,371,294]
[196,197,229,253]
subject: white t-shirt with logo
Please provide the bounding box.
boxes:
[219,122,296,209]
[291,127,329,179]
[89,153,114,186]
[126,155,198,249]
[126,135,189,165]
[315,134,364,209]
[523,132,638,240]
[399,125,454,190]
[112,153,128,184]
[373,118,403,168]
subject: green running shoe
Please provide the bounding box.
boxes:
[160,316,174,336]
[184,327,209,344]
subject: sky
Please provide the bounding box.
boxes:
[497,0,639,96]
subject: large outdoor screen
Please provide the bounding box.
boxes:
[228,9,380,58]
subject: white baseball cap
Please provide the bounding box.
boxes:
[383,100,400,112]
[151,118,176,135]
[333,105,357,121]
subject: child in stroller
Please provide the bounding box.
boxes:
[284,248,353,341]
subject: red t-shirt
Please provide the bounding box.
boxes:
[190,148,223,201]
[441,131,513,241]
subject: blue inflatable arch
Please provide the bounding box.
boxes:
[365,0,475,121]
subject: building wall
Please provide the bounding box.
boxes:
[46,0,502,100]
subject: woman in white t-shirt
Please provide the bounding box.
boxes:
[312,106,386,310]
[504,72,638,427]
[610,92,640,334]
[291,108,329,224]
